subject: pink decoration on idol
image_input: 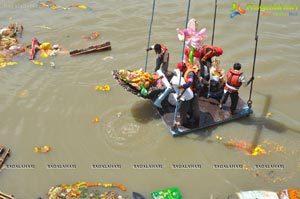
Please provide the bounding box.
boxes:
[176,18,207,50]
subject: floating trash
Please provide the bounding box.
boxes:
[222,138,267,156]
[47,181,128,199]
[82,31,99,40]
[0,61,18,69]
[50,62,55,67]
[34,145,51,153]
[151,187,182,199]
[216,135,223,141]
[31,60,44,66]
[250,145,266,156]
[35,25,52,30]
[266,112,272,118]
[38,1,91,10]
[69,4,91,10]
[103,56,114,61]
[95,84,111,91]
[91,117,100,123]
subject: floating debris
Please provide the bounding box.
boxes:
[19,89,29,98]
[34,145,51,153]
[250,145,266,156]
[69,4,90,9]
[95,84,111,91]
[0,191,15,199]
[47,181,128,199]
[69,41,111,56]
[50,61,55,67]
[0,145,10,170]
[103,56,114,61]
[151,187,182,199]
[31,60,44,66]
[266,112,272,118]
[35,25,52,30]
[0,61,18,69]
[222,138,267,156]
[91,117,100,123]
[216,135,223,141]
[38,1,91,10]
[82,31,99,40]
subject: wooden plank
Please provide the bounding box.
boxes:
[0,191,15,199]
[161,97,253,136]
[70,41,111,56]
[0,145,10,170]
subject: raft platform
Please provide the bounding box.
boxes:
[161,97,252,136]
[69,41,111,56]
[113,70,253,136]
[0,191,15,199]
[0,145,10,170]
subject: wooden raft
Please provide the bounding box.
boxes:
[161,96,253,136]
[113,69,253,136]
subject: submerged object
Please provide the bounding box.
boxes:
[82,31,99,40]
[133,192,146,199]
[69,41,111,56]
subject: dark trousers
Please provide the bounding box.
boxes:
[178,99,192,125]
[155,57,168,74]
[220,91,239,114]
[189,96,200,122]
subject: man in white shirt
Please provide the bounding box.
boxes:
[169,69,194,127]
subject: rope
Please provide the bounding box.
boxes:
[173,0,192,127]
[247,0,262,108]
[144,0,156,72]
[211,0,217,45]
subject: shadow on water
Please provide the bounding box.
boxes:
[239,116,300,134]
[240,93,300,152]
[181,93,300,143]
[131,100,161,123]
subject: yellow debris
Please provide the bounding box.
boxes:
[32,60,44,66]
[0,61,18,69]
[95,85,111,91]
[250,145,266,156]
[216,135,223,141]
[91,117,100,123]
[265,112,272,118]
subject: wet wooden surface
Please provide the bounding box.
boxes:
[162,97,252,136]
[0,145,10,170]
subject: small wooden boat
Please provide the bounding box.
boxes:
[0,145,10,170]
[69,41,111,56]
[0,191,15,199]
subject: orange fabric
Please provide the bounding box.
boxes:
[288,188,300,199]
[201,45,223,62]
[227,68,242,88]
[183,67,198,92]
